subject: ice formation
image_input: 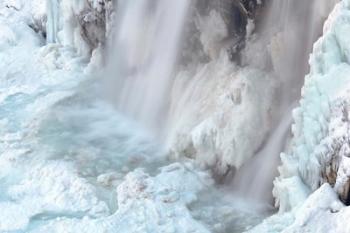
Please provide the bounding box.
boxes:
[273,0,350,211]
[252,0,350,231]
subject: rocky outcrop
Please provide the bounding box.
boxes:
[76,0,111,51]
[45,0,115,55]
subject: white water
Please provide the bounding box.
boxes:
[106,0,190,136]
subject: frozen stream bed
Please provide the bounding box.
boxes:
[0,3,269,233]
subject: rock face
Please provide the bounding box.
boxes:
[216,0,264,32]
[321,101,350,205]
[76,0,111,51]
[45,0,114,55]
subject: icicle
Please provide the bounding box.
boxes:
[46,0,59,43]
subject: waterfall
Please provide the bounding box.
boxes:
[232,0,338,204]
[232,104,294,204]
[105,0,190,136]
[104,0,337,204]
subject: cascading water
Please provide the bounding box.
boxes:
[232,104,294,204]
[263,0,338,106]
[106,0,190,136]
[102,0,338,218]
[105,0,337,205]
[232,0,338,204]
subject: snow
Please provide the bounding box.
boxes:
[27,163,213,233]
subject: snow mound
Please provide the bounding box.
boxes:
[27,163,213,233]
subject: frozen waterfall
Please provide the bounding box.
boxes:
[105,0,190,136]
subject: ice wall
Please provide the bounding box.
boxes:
[272,0,350,212]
